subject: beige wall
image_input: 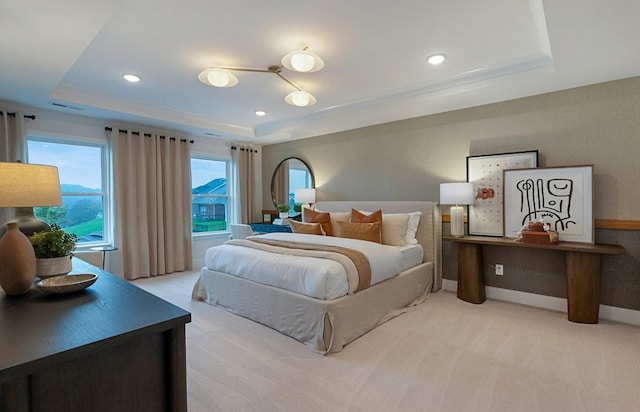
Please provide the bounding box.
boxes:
[263,77,640,220]
[262,77,640,311]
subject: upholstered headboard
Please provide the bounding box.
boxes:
[312,201,442,291]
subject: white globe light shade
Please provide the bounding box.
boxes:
[285,91,317,107]
[198,68,238,87]
[281,49,324,73]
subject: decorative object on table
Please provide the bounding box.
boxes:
[0,222,37,295]
[29,224,78,278]
[516,219,559,245]
[503,165,594,244]
[466,150,538,237]
[0,162,62,295]
[294,188,316,209]
[440,182,475,238]
[276,203,290,219]
[36,273,98,294]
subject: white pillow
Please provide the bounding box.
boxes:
[358,210,422,245]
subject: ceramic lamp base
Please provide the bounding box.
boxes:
[0,222,36,295]
[449,205,465,238]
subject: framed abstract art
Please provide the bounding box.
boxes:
[466,150,538,236]
[503,165,594,244]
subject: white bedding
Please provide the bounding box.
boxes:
[204,232,424,300]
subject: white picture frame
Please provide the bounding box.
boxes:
[467,150,538,236]
[503,165,594,244]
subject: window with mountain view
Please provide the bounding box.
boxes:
[27,138,108,245]
[191,157,228,233]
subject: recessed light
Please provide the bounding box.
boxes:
[123,74,141,83]
[427,54,446,65]
[255,110,266,117]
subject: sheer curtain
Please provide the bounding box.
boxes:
[231,145,261,224]
[0,110,27,224]
[111,129,193,280]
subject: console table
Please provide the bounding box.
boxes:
[0,258,191,411]
[445,236,625,324]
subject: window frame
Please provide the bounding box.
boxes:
[26,135,112,249]
[190,156,231,236]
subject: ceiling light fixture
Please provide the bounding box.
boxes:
[427,54,446,65]
[123,74,141,82]
[281,47,324,73]
[255,110,266,116]
[198,48,323,107]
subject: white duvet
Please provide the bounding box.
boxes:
[204,232,422,300]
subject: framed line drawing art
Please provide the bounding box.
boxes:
[503,165,594,244]
[466,150,538,236]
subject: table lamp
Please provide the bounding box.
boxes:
[0,162,62,295]
[294,188,316,209]
[440,182,474,238]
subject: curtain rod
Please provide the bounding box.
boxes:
[104,127,193,143]
[231,145,259,153]
[6,112,36,120]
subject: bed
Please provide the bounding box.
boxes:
[192,201,441,354]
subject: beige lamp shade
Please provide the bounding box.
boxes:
[294,188,316,204]
[0,162,62,207]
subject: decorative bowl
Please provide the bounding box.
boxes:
[36,273,98,294]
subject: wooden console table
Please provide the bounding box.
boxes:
[444,236,625,324]
[0,258,191,411]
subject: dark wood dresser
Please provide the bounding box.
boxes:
[0,258,191,411]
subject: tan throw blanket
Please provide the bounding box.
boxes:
[226,237,372,293]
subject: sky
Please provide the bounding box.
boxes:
[28,141,229,190]
[28,140,102,189]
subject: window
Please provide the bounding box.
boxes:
[191,157,229,233]
[27,138,108,245]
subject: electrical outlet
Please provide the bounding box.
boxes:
[495,264,504,275]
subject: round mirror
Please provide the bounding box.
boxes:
[271,157,315,211]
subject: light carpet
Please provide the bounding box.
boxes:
[133,271,640,412]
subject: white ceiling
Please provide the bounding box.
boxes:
[1,0,639,144]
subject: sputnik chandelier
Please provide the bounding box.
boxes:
[198,47,324,107]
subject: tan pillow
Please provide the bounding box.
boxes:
[290,220,324,235]
[336,221,381,243]
[379,214,410,246]
[350,209,382,243]
[350,208,382,224]
[328,211,351,237]
[303,209,332,236]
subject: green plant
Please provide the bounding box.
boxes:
[293,203,302,213]
[29,224,78,258]
[277,203,290,213]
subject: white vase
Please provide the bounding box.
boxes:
[279,212,289,219]
[36,255,73,278]
[0,222,36,295]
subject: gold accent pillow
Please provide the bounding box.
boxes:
[289,220,324,235]
[303,209,332,236]
[336,221,382,243]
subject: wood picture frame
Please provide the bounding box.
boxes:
[466,150,538,236]
[503,165,594,244]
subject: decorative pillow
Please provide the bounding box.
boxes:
[336,221,381,243]
[290,220,324,235]
[328,211,351,236]
[379,213,410,246]
[350,208,382,224]
[303,208,332,236]
[356,210,421,245]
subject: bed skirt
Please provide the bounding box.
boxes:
[192,262,433,354]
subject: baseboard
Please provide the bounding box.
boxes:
[442,279,640,326]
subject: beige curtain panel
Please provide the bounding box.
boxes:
[231,146,261,224]
[111,129,193,279]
